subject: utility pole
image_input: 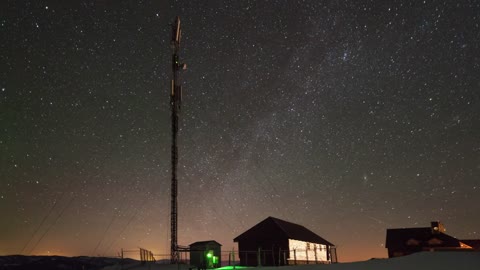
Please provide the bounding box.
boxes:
[170,16,186,264]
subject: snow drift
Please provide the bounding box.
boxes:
[102,251,480,270]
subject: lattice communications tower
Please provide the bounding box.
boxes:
[170,16,186,264]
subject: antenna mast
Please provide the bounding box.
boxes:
[170,16,186,264]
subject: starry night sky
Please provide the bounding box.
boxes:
[1,0,479,262]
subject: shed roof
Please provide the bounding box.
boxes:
[189,240,222,247]
[234,216,334,246]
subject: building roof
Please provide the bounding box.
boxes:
[460,239,480,249]
[234,216,334,246]
[386,227,461,249]
[189,240,222,247]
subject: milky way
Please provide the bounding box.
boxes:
[1,0,479,262]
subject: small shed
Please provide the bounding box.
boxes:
[189,240,222,268]
[234,217,335,266]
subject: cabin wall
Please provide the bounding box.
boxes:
[288,239,329,263]
[237,239,289,266]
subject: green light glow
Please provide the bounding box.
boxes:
[215,266,249,270]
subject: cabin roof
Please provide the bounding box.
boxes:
[386,227,461,248]
[234,216,334,246]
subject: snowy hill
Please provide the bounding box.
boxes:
[102,252,480,270]
[1,252,478,270]
[0,255,135,270]
[310,252,480,270]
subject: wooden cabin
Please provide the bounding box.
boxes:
[234,216,336,266]
[386,221,479,258]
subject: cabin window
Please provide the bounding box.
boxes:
[427,238,443,245]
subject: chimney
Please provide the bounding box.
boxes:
[431,221,446,234]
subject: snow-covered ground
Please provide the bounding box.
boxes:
[101,252,480,270]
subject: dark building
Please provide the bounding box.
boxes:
[233,216,336,266]
[189,240,222,269]
[386,221,479,258]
